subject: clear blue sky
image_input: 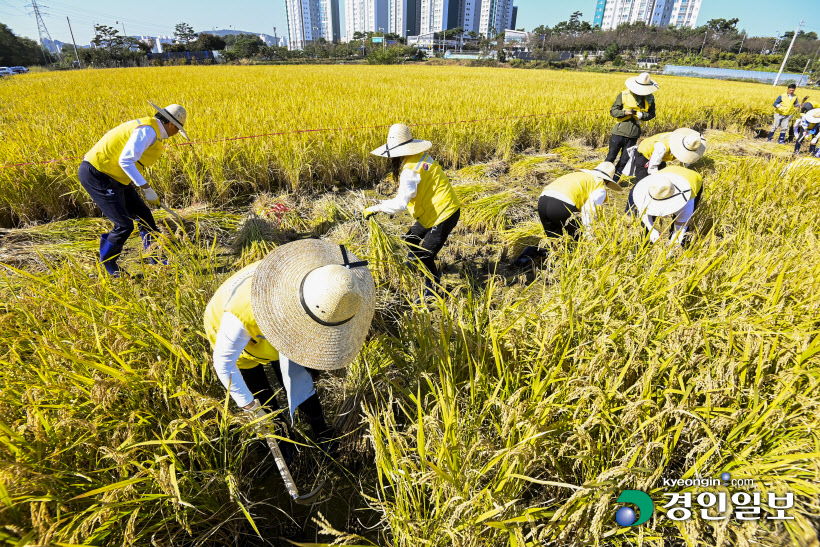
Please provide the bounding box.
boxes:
[0,0,815,46]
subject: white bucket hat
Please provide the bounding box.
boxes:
[371,124,432,158]
[250,239,375,371]
[669,128,707,164]
[625,72,659,96]
[580,161,623,192]
[805,108,820,124]
[632,171,694,217]
[148,101,189,140]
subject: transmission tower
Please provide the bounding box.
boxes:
[29,0,57,56]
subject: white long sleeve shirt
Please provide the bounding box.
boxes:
[540,187,608,230]
[647,142,670,174]
[212,311,316,417]
[118,121,168,187]
[642,198,695,246]
[372,168,422,214]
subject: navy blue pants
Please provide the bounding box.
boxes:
[403,209,460,283]
[78,161,158,246]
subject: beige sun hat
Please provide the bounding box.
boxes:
[580,161,623,192]
[669,128,707,164]
[805,108,820,124]
[147,101,189,140]
[632,171,694,217]
[371,124,432,158]
[625,72,659,96]
[250,239,376,371]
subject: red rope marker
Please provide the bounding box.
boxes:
[1,104,737,171]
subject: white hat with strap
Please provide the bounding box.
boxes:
[250,239,376,371]
[669,128,707,164]
[371,124,432,158]
[632,171,694,217]
[147,101,189,140]
[805,108,820,124]
[625,72,659,96]
[579,161,623,192]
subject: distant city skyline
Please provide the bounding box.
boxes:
[0,0,814,48]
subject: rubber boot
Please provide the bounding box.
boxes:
[778,132,786,145]
[809,144,816,155]
[613,171,623,183]
[794,142,801,155]
[140,229,167,265]
[767,131,774,142]
[99,234,123,277]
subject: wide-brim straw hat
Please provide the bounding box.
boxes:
[250,239,376,371]
[371,123,432,158]
[580,161,622,191]
[805,108,820,124]
[625,72,659,96]
[632,171,694,217]
[147,100,189,140]
[669,128,706,164]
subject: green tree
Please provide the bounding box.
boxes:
[194,33,226,51]
[0,23,46,65]
[91,24,125,50]
[174,22,198,46]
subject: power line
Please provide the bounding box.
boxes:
[29,0,57,58]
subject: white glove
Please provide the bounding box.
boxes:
[649,230,660,244]
[648,165,659,175]
[142,187,160,207]
[364,205,381,220]
[637,112,644,120]
[243,398,268,427]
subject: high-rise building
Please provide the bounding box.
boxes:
[593,0,702,30]
[344,0,516,40]
[388,0,420,37]
[417,0,460,34]
[346,0,389,38]
[285,0,340,50]
[476,0,515,36]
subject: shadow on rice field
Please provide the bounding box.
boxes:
[1,130,819,546]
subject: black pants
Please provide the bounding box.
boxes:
[239,362,329,438]
[78,161,158,246]
[605,134,638,176]
[403,209,460,283]
[633,153,666,183]
[538,195,581,240]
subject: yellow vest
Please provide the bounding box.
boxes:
[638,132,675,162]
[85,117,164,185]
[204,261,280,369]
[661,165,703,198]
[617,90,650,122]
[542,172,607,210]
[404,152,461,229]
[775,94,798,116]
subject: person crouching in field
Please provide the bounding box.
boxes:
[626,166,703,249]
[768,84,799,145]
[514,161,622,268]
[794,108,820,156]
[631,128,707,182]
[79,102,188,277]
[606,72,658,182]
[364,124,462,299]
[204,239,375,461]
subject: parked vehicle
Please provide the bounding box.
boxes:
[9,66,29,74]
[0,67,13,77]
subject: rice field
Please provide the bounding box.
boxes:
[1,66,819,547]
[0,65,770,227]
